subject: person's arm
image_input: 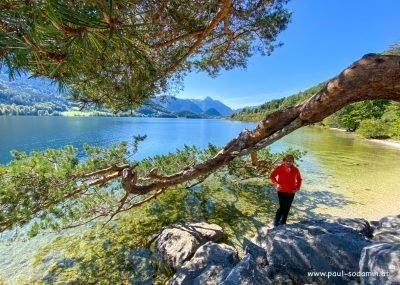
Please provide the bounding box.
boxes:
[295,167,302,191]
[270,166,282,191]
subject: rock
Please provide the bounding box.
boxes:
[221,238,271,285]
[376,215,400,229]
[155,222,224,270]
[360,242,400,285]
[242,237,268,267]
[372,215,400,243]
[170,242,239,285]
[221,253,272,285]
[254,220,373,285]
[369,220,380,231]
[327,217,373,238]
[373,229,400,243]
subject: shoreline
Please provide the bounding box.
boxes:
[368,138,400,149]
[329,127,400,150]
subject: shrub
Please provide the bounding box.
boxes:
[356,119,390,139]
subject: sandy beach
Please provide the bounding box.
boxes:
[329,127,400,150]
[369,138,400,149]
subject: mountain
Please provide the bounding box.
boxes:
[204,108,221,117]
[0,73,233,118]
[0,72,70,115]
[152,96,233,116]
[191,96,233,116]
[153,96,203,114]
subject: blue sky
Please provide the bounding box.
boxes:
[176,0,400,109]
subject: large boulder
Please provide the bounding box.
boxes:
[170,242,239,285]
[372,215,400,243]
[360,242,400,285]
[155,222,224,270]
[254,220,373,285]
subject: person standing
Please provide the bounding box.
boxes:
[270,154,302,226]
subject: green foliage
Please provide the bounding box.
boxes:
[328,100,390,131]
[27,146,303,284]
[356,119,389,139]
[0,141,134,232]
[0,133,303,235]
[230,83,325,121]
[325,101,399,139]
[0,0,291,111]
[382,41,400,55]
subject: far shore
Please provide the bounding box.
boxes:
[329,127,400,150]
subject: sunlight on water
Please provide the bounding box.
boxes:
[276,127,400,220]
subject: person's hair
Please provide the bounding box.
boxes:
[283,154,295,163]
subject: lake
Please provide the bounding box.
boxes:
[1,116,399,220]
[1,116,400,283]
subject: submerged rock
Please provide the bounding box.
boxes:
[155,222,224,270]
[127,248,153,285]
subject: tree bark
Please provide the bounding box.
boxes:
[124,54,400,194]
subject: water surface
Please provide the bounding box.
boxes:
[1,116,400,284]
[0,116,399,219]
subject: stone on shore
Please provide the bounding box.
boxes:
[166,215,400,285]
[253,220,372,285]
[169,241,239,285]
[155,222,224,270]
[359,242,400,285]
[372,215,400,243]
[327,217,373,238]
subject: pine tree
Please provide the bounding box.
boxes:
[0,0,291,110]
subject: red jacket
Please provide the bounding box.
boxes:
[270,164,302,193]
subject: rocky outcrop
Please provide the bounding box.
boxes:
[170,242,239,285]
[164,215,399,285]
[155,222,224,270]
[254,220,373,285]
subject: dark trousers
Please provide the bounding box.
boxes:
[274,192,295,225]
